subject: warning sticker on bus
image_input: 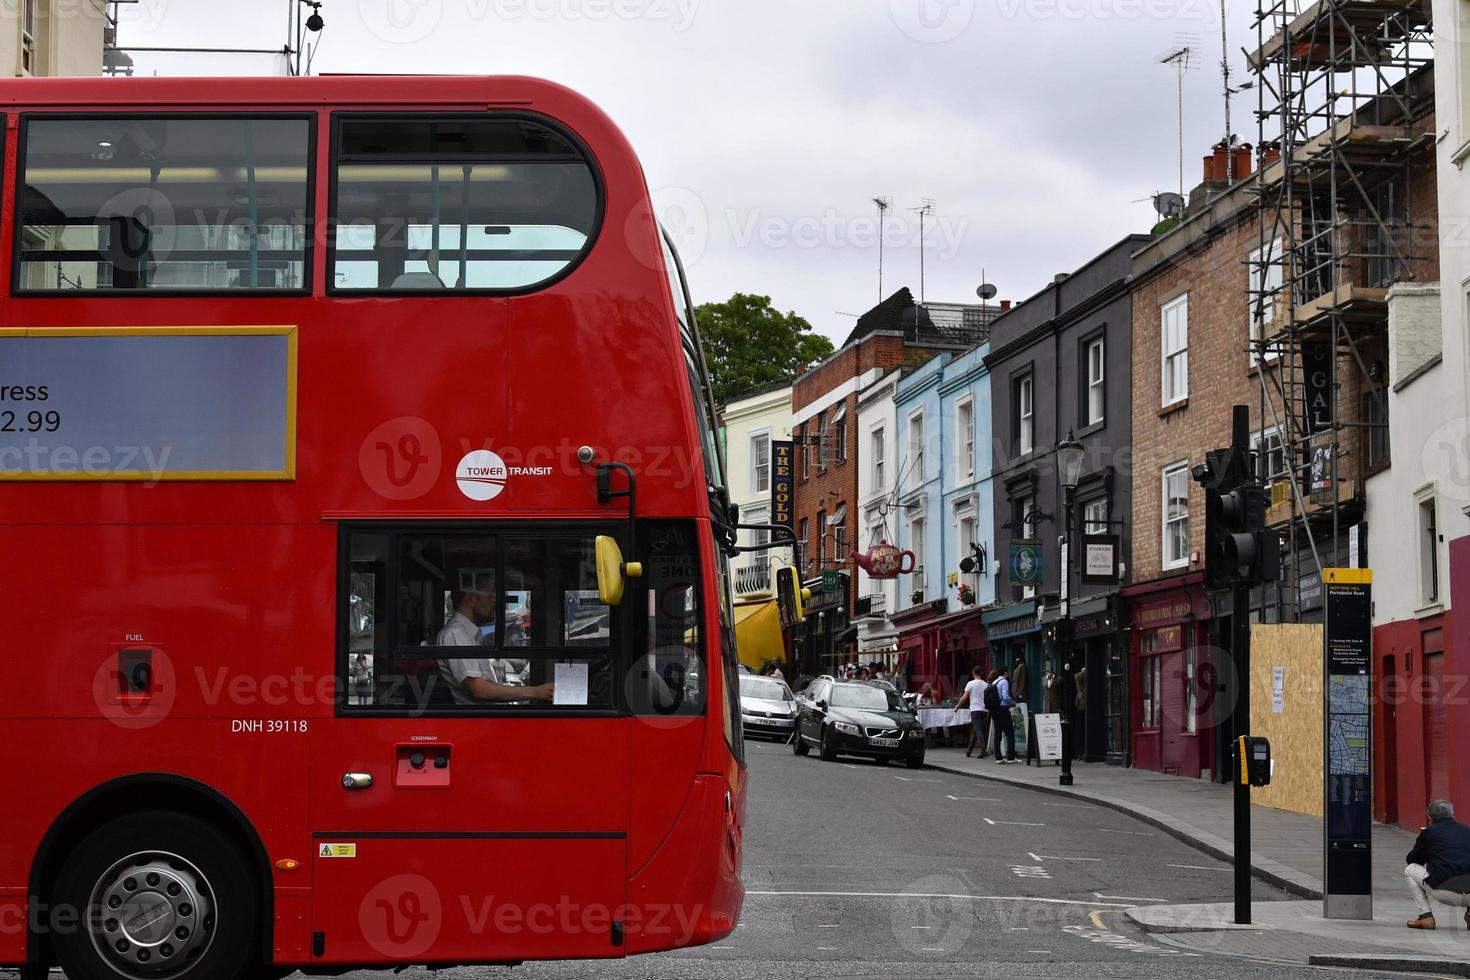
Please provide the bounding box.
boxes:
[318,843,357,858]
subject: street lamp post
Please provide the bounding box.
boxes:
[1056,431,1086,787]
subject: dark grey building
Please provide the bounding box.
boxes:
[982,234,1151,764]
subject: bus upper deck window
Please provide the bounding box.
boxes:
[16,116,311,293]
[330,116,599,293]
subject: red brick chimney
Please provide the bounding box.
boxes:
[999,299,1012,312]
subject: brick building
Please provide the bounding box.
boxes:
[789,289,992,680]
[1127,113,1438,780]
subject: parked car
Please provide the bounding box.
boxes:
[739,673,797,739]
[792,678,926,767]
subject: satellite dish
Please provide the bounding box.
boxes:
[1153,192,1185,218]
[976,283,998,300]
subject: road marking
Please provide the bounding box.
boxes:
[1028,852,1101,862]
[1094,892,1167,903]
[911,925,933,930]
[817,923,839,928]
[745,890,1133,907]
[946,794,1002,801]
[816,947,838,951]
[1010,865,1051,879]
[1039,802,1096,809]
[1064,923,1199,957]
[1167,863,1230,872]
[1089,910,1107,929]
[1027,949,1054,953]
[1097,828,1154,836]
[1010,927,1030,931]
[894,776,941,782]
[984,817,1045,826]
[921,947,945,952]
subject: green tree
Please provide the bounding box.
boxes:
[696,293,834,405]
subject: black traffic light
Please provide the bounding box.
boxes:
[1199,447,1281,588]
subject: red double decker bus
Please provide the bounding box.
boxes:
[0,75,745,979]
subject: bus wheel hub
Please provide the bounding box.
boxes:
[91,852,216,977]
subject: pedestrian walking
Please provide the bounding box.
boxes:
[986,666,1017,762]
[1404,799,1470,929]
[955,665,990,759]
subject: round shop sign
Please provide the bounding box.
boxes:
[455,450,507,502]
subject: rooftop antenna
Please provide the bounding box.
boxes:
[873,196,892,303]
[1160,35,1200,197]
[910,198,936,305]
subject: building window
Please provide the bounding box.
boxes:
[829,505,848,560]
[1082,496,1108,535]
[958,398,975,477]
[1085,337,1105,426]
[1249,240,1285,362]
[872,426,887,491]
[1184,636,1198,734]
[1420,496,1440,606]
[816,411,828,470]
[20,0,38,75]
[832,403,848,464]
[750,432,771,495]
[908,514,926,601]
[1365,386,1390,467]
[745,504,771,549]
[1161,294,1189,406]
[957,508,979,592]
[1015,374,1034,456]
[1140,653,1161,729]
[1012,493,1036,601]
[817,509,826,567]
[1162,462,1190,570]
[798,517,809,569]
[798,423,809,480]
[1252,428,1287,486]
[909,411,925,483]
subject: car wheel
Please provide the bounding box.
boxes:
[906,754,925,770]
[51,811,262,980]
[819,728,838,762]
[792,732,810,756]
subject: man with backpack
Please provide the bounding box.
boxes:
[988,666,1017,762]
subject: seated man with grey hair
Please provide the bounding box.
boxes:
[1405,799,1470,929]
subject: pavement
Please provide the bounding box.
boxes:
[927,746,1470,975]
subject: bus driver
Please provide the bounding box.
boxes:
[437,582,554,705]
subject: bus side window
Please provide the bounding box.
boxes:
[339,528,617,712]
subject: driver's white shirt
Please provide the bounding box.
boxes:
[437,612,507,705]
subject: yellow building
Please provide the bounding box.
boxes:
[0,0,105,77]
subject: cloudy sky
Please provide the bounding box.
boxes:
[118,0,1261,343]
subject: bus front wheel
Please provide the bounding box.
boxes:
[52,811,262,980]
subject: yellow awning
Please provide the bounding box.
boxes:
[733,599,786,671]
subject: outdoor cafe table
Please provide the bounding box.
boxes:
[915,706,974,747]
[916,706,972,730]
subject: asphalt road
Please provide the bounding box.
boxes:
[8,738,1430,979]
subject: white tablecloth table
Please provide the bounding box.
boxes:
[916,707,972,730]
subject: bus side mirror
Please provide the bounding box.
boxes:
[775,566,811,628]
[595,535,642,607]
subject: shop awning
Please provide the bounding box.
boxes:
[733,599,786,670]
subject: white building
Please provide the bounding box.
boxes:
[0,0,105,77]
[720,382,794,598]
[854,368,903,654]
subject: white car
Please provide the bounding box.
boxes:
[739,674,797,739]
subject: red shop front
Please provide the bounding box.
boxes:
[895,601,988,702]
[1123,574,1216,779]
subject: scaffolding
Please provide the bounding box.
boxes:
[1247,0,1434,620]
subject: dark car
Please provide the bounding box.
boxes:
[792,678,925,768]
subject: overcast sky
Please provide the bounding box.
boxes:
[118,0,1261,343]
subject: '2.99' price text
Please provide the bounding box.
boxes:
[0,410,60,433]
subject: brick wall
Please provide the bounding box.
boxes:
[791,333,954,612]
[1129,137,1438,586]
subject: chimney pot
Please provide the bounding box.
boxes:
[999,299,1012,312]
